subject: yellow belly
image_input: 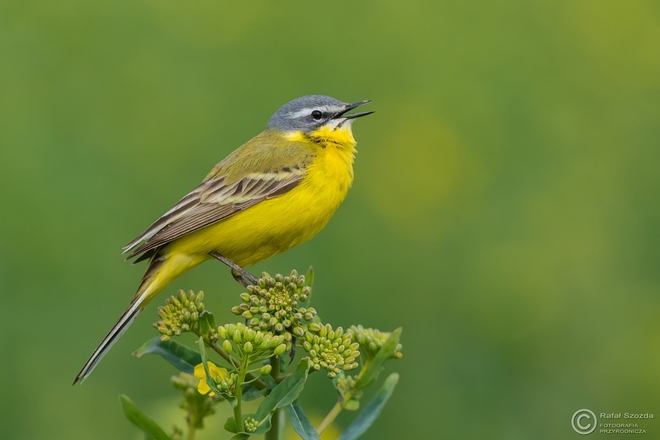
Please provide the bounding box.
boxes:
[163,146,355,268]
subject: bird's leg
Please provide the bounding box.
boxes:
[232,269,252,288]
[209,251,259,286]
[289,337,296,364]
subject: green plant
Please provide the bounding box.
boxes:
[121,268,402,440]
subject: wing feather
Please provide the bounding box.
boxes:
[123,169,306,261]
[123,133,314,262]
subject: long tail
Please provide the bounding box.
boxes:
[73,253,169,385]
[72,297,144,384]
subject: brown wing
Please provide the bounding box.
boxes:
[123,171,305,262]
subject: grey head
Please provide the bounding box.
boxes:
[267,95,373,133]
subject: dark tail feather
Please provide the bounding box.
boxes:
[72,300,142,385]
[74,250,166,384]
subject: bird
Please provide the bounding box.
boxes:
[73,95,373,384]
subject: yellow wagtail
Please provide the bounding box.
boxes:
[74,95,373,384]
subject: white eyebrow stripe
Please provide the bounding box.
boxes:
[286,105,345,119]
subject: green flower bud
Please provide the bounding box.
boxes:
[308,322,322,333]
[243,341,253,353]
[274,344,287,355]
[259,364,272,375]
[222,339,232,354]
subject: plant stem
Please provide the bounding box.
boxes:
[234,357,249,433]
[265,356,281,440]
[187,423,197,440]
[317,400,343,435]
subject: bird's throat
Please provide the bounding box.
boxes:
[287,125,357,150]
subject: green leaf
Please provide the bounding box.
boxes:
[355,328,402,389]
[254,358,310,426]
[230,434,251,440]
[133,337,202,374]
[287,400,320,440]
[297,266,314,309]
[224,416,238,433]
[344,399,360,411]
[261,374,277,389]
[242,384,268,401]
[198,337,223,395]
[339,373,399,440]
[198,310,216,336]
[304,266,314,289]
[119,395,173,440]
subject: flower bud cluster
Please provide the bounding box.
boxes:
[170,426,183,440]
[334,373,357,396]
[215,372,237,394]
[154,290,205,341]
[170,372,223,429]
[218,322,288,361]
[244,417,259,433]
[302,324,360,378]
[231,270,315,344]
[347,325,403,361]
[333,373,362,410]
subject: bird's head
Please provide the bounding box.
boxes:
[267,95,373,146]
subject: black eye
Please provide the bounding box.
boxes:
[311,110,323,120]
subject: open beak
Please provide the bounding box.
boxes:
[333,100,375,120]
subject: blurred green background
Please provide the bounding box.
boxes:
[2,0,659,438]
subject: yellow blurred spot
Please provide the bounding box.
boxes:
[575,0,660,88]
[362,106,468,241]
